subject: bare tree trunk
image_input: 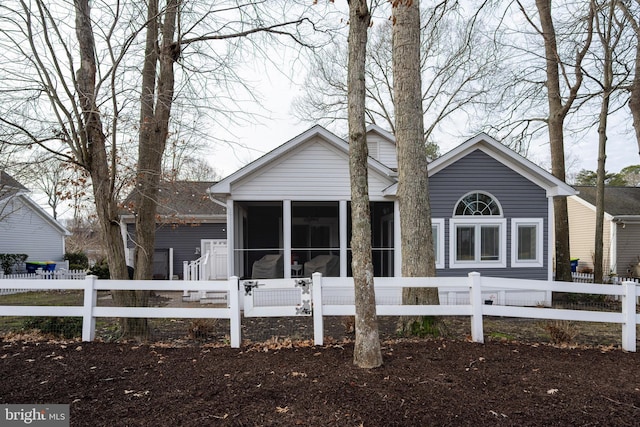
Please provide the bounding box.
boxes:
[617,1,640,154]
[535,0,592,282]
[74,0,129,283]
[113,0,180,340]
[347,0,382,369]
[134,0,179,281]
[392,0,439,336]
[593,0,617,284]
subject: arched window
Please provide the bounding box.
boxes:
[450,192,506,268]
[454,192,502,216]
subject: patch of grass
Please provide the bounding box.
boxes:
[488,331,516,341]
[0,290,83,306]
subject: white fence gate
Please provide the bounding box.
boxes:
[242,278,312,317]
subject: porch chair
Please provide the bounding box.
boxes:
[251,254,284,279]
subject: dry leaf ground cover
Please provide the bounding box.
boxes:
[1,316,640,427]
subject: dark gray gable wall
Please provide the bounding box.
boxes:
[429,150,549,279]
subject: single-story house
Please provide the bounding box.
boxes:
[0,171,70,271]
[568,186,640,277]
[206,125,575,281]
[119,181,226,279]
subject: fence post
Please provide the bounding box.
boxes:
[228,276,241,348]
[312,272,324,346]
[622,281,637,352]
[82,275,97,342]
[469,272,484,343]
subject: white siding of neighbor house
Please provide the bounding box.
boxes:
[367,133,397,169]
[567,196,611,272]
[230,136,394,200]
[0,196,66,263]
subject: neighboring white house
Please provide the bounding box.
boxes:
[0,171,70,270]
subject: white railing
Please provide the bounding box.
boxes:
[0,269,87,295]
[0,272,638,351]
[0,276,241,347]
[183,252,209,282]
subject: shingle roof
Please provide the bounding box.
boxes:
[121,181,225,219]
[573,186,640,216]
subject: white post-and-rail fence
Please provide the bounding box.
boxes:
[0,272,638,351]
[0,276,241,348]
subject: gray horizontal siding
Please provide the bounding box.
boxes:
[430,150,549,280]
[127,223,226,278]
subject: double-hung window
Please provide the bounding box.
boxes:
[511,218,543,267]
[450,192,506,268]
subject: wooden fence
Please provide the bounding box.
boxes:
[0,273,638,351]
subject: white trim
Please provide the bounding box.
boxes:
[226,199,235,278]
[339,200,348,277]
[449,218,507,269]
[283,200,292,279]
[511,218,544,268]
[394,201,402,277]
[610,220,617,275]
[548,197,554,281]
[432,219,445,269]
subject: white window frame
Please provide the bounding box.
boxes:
[449,218,507,269]
[511,218,544,268]
[432,219,445,269]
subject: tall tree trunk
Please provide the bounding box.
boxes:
[535,0,592,282]
[393,0,439,335]
[593,0,616,284]
[347,0,382,369]
[74,0,129,282]
[115,0,179,340]
[617,1,640,154]
[134,0,178,280]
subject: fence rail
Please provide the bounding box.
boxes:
[0,276,240,347]
[0,273,638,351]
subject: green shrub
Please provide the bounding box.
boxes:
[0,253,28,274]
[64,251,89,270]
[89,262,110,279]
[22,317,83,338]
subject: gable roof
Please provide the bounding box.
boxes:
[208,125,397,196]
[120,181,226,221]
[383,133,576,197]
[0,171,69,236]
[0,170,28,201]
[573,186,640,218]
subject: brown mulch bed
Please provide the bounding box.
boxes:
[2,315,640,426]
